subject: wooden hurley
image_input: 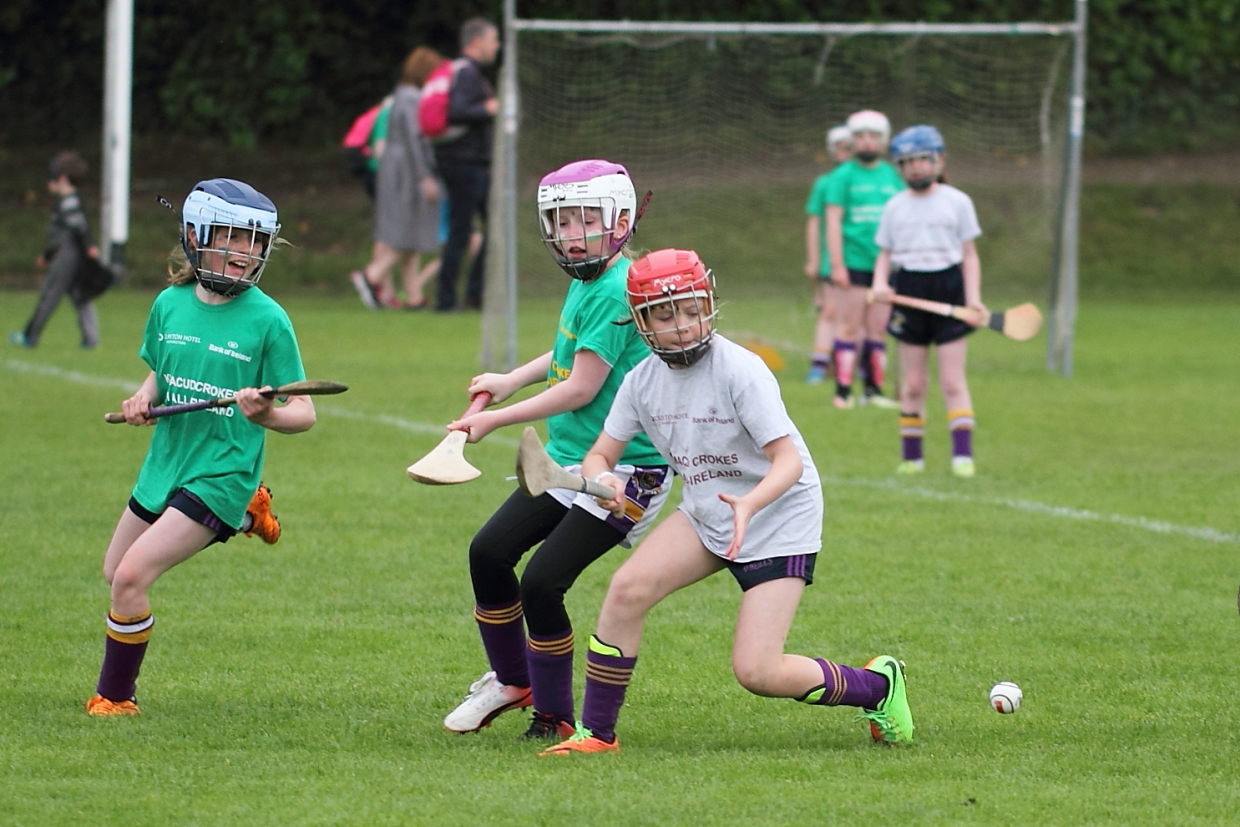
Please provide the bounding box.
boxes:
[104,380,348,423]
[405,392,492,485]
[515,426,617,499]
[869,292,1043,342]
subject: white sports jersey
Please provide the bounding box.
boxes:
[874,184,981,272]
[604,335,823,563]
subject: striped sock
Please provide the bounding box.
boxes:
[900,413,925,462]
[527,630,576,724]
[96,611,153,702]
[580,635,636,744]
[948,408,975,458]
[833,340,857,397]
[474,600,530,688]
[798,658,888,708]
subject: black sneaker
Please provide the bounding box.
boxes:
[519,711,576,741]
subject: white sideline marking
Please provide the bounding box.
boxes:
[825,476,1239,545]
[8,358,1233,543]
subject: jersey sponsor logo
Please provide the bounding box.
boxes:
[547,359,572,386]
[157,332,202,345]
[208,342,253,362]
[161,373,238,418]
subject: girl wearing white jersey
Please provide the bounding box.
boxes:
[539,248,913,756]
[871,125,985,477]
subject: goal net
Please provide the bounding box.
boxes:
[500,22,1076,311]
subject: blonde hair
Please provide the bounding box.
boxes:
[165,234,289,285]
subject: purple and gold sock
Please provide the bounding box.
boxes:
[474,600,530,688]
[96,611,153,702]
[797,658,888,708]
[811,351,831,371]
[948,408,975,458]
[900,413,925,462]
[580,635,636,744]
[527,630,576,724]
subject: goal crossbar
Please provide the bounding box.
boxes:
[488,1,1087,377]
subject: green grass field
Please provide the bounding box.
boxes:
[3,281,1239,825]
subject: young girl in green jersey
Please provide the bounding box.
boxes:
[86,179,316,716]
[803,124,852,384]
[826,110,905,408]
[439,160,673,741]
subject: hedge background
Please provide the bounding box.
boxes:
[1,0,1237,154]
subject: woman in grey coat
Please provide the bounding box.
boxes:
[351,47,443,309]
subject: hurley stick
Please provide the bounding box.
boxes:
[515,427,617,499]
[405,392,493,485]
[104,380,348,423]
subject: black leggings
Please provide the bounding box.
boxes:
[469,489,626,635]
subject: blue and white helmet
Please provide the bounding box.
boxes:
[181,178,281,296]
[890,125,946,162]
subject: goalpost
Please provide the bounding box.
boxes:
[485,0,1086,377]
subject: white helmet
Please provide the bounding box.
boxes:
[847,110,891,145]
[537,159,638,281]
[826,125,852,153]
[181,178,280,296]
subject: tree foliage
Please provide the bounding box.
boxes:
[0,0,1236,153]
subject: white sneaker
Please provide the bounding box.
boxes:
[443,671,532,733]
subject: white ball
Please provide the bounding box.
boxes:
[989,681,1022,714]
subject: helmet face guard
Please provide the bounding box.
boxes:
[627,248,718,367]
[890,125,946,191]
[537,160,637,281]
[182,179,280,296]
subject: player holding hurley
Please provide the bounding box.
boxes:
[87,179,313,716]
[539,248,913,755]
[440,160,673,741]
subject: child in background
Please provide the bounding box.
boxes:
[10,151,104,350]
[803,125,853,384]
[871,125,985,478]
[440,160,672,740]
[825,111,905,409]
[86,179,314,715]
[540,248,912,756]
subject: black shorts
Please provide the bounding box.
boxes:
[847,269,874,288]
[887,265,976,346]
[723,553,816,592]
[128,488,237,542]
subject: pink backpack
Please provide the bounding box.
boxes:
[418,59,469,141]
[341,102,383,177]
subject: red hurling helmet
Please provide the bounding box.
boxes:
[626,248,717,367]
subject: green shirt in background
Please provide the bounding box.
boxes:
[546,257,664,468]
[805,166,846,277]
[825,159,905,271]
[133,284,306,528]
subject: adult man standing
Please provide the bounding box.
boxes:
[434,18,501,312]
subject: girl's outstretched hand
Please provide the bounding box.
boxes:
[718,492,756,561]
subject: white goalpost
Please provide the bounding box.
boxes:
[486,0,1086,377]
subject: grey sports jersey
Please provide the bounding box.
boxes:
[604,336,823,562]
[874,184,981,272]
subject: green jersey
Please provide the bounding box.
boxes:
[804,167,845,277]
[132,284,306,529]
[825,159,905,271]
[546,257,664,468]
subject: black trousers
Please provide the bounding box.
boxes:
[435,161,489,310]
[469,489,626,635]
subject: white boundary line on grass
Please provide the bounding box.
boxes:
[8,358,1235,544]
